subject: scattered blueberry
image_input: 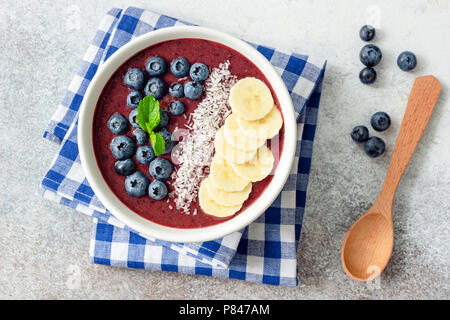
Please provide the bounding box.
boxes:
[107,113,128,134]
[189,63,209,82]
[169,100,185,116]
[364,136,385,158]
[359,44,382,67]
[170,57,190,77]
[124,68,146,90]
[184,81,203,100]
[148,180,168,200]
[371,112,391,132]
[125,171,150,197]
[110,135,136,160]
[126,91,143,109]
[155,110,169,131]
[397,51,417,71]
[133,128,148,145]
[145,57,167,76]
[157,127,177,155]
[149,157,173,180]
[114,159,136,176]
[351,125,370,143]
[169,82,184,98]
[129,109,139,128]
[144,78,167,100]
[359,25,376,42]
[359,67,377,84]
[136,145,156,165]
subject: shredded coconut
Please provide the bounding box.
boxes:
[170,61,237,214]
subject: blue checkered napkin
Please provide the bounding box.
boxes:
[41,7,326,286]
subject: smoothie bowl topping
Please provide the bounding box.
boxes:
[171,61,237,214]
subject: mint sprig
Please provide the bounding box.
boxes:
[136,95,165,156]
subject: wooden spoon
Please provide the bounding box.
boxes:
[341,75,442,281]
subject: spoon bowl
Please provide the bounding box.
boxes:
[342,212,393,281]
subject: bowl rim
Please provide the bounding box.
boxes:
[78,26,297,243]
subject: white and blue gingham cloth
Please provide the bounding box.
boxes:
[41,7,326,286]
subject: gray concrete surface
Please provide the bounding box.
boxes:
[0,0,449,299]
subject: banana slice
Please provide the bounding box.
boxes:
[231,145,274,182]
[223,114,266,152]
[204,176,252,206]
[215,127,257,164]
[209,154,250,192]
[199,179,242,218]
[237,106,283,140]
[229,77,274,121]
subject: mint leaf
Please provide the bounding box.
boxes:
[146,103,160,132]
[150,131,166,156]
[136,95,160,133]
[136,97,149,132]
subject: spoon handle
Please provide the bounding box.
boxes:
[376,76,441,215]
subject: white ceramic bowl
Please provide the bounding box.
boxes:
[78,26,296,243]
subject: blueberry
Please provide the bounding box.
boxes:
[397,51,417,71]
[124,68,146,90]
[169,100,185,116]
[371,112,391,132]
[125,171,150,197]
[148,180,168,200]
[114,159,136,176]
[351,125,370,143]
[359,67,377,84]
[184,81,203,100]
[170,57,190,77]
[169,82,184,98]
[110,135,136,160]
[129,109,139,128]
[126,91,143,109]
[157,127,177,155]
[144,77,167,99]
[107,113,128,134]
[189,63,209,82]
[359,25,375,41]
[145,57,167,76]
[155,110,169,131]
[359,44,382,67]
[133,128,148,145]
[136,145,155,165]
[149,158,173,180]
[364,137,385,158]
